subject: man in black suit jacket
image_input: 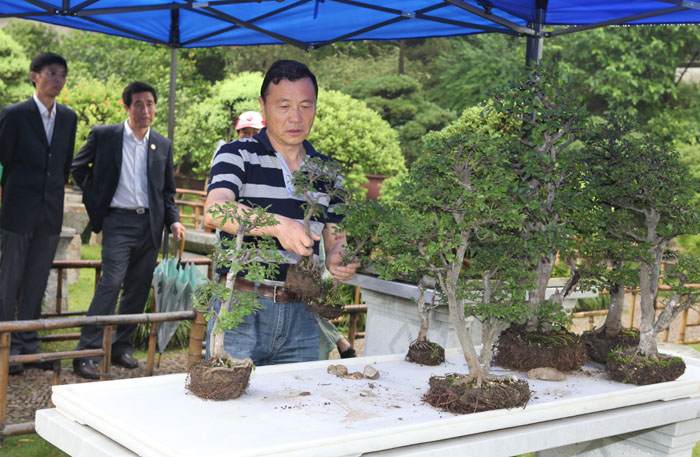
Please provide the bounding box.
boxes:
[71,81,185,379]
[0,53,77,375]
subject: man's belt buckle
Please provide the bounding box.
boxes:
[272,285,279,303]
[135,207,146,215]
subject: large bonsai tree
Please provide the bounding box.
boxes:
[489,68,586,332]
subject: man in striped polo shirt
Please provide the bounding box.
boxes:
[204,60,359,365]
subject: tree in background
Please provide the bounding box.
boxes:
[346,74,454,164]
[57,76,125,145]
[3,19,60,60]
[176,72,262,176]
[0,29,31,107]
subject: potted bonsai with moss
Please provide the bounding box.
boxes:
[186,203,283,400]
[284,156,350,319]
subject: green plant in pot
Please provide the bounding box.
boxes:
[186,203,283,400]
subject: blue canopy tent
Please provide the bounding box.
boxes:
[2,0,700,137]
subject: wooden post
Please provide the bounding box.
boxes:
[348,313,358,348]
[679,309,689,344]
[0,332,10,443]
[187,311,206,368]
[146,322,158,376]
[100,325,113,381]
[629,292,637,328]
[55,268,64,315]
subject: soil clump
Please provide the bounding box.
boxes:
[406,340,445,366]
[186,357,253,400]
[423,374,530,414]
[607,349,686,385]
[581,328,639,364]
[495,326,587,372]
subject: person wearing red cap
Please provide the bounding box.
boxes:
[235,110,264,139]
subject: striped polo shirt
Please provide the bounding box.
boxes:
[208,128,344,280]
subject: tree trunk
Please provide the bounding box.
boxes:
[416,284,429,343]
[638,260,658,356]
[479,319,507,371]
[437,273,485,384]
[398,40,405,75]
[603,282,625,338]
[526,253,555,331]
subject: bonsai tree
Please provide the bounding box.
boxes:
[489,68,589,372]
[285,156,350,319]
[577,114,645,362]
[582,117,700,383]
[186,203,283,400]
[371,106,531,413]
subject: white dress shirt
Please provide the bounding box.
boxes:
[110,121,150,209]
[32,93,56,144]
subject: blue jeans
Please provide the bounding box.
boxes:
[206,297,320,366]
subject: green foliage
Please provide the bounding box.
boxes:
[3,19,60,60]
[0,29,31,107]
[347,74,454,164]
[427,35,523,114]
[204,203,283,343]
[177,72,262,175]
[292,156,347,230]
[57,76,125,146]
[308,88,405,195]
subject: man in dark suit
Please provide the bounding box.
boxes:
[0,52,77,375]
[71,81,185,379]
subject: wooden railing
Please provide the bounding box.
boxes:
[0,310,207,439]
[175,188,208,231]
[571,285,700,344]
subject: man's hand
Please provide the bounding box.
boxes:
[274,217,320,256]
[170,222,186,240]
[325,246,360,282]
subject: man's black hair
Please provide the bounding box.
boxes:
[260,60,318,100]
[122,81,158,107]
[30,52,68,74]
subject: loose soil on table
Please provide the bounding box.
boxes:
[494,327,587,372]
[406,340,445,366]
[581,328,640,364]
[186,357,253,400]
[423,374,531,414]
[607,349,686,385]
[286,264,344,320]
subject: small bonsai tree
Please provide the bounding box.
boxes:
[285,156,350,319]
[186,203,283,400]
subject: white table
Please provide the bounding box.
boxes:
[36,350,700,457]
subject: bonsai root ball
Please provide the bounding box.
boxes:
[494,327,587,372]
[406,340,445,366]
[186,358,253,401]
[286,264,344,320]
[423,374,531,414]
[581,328,639,364]
[607,349,686,385]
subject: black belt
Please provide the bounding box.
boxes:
[110,207,149,215]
